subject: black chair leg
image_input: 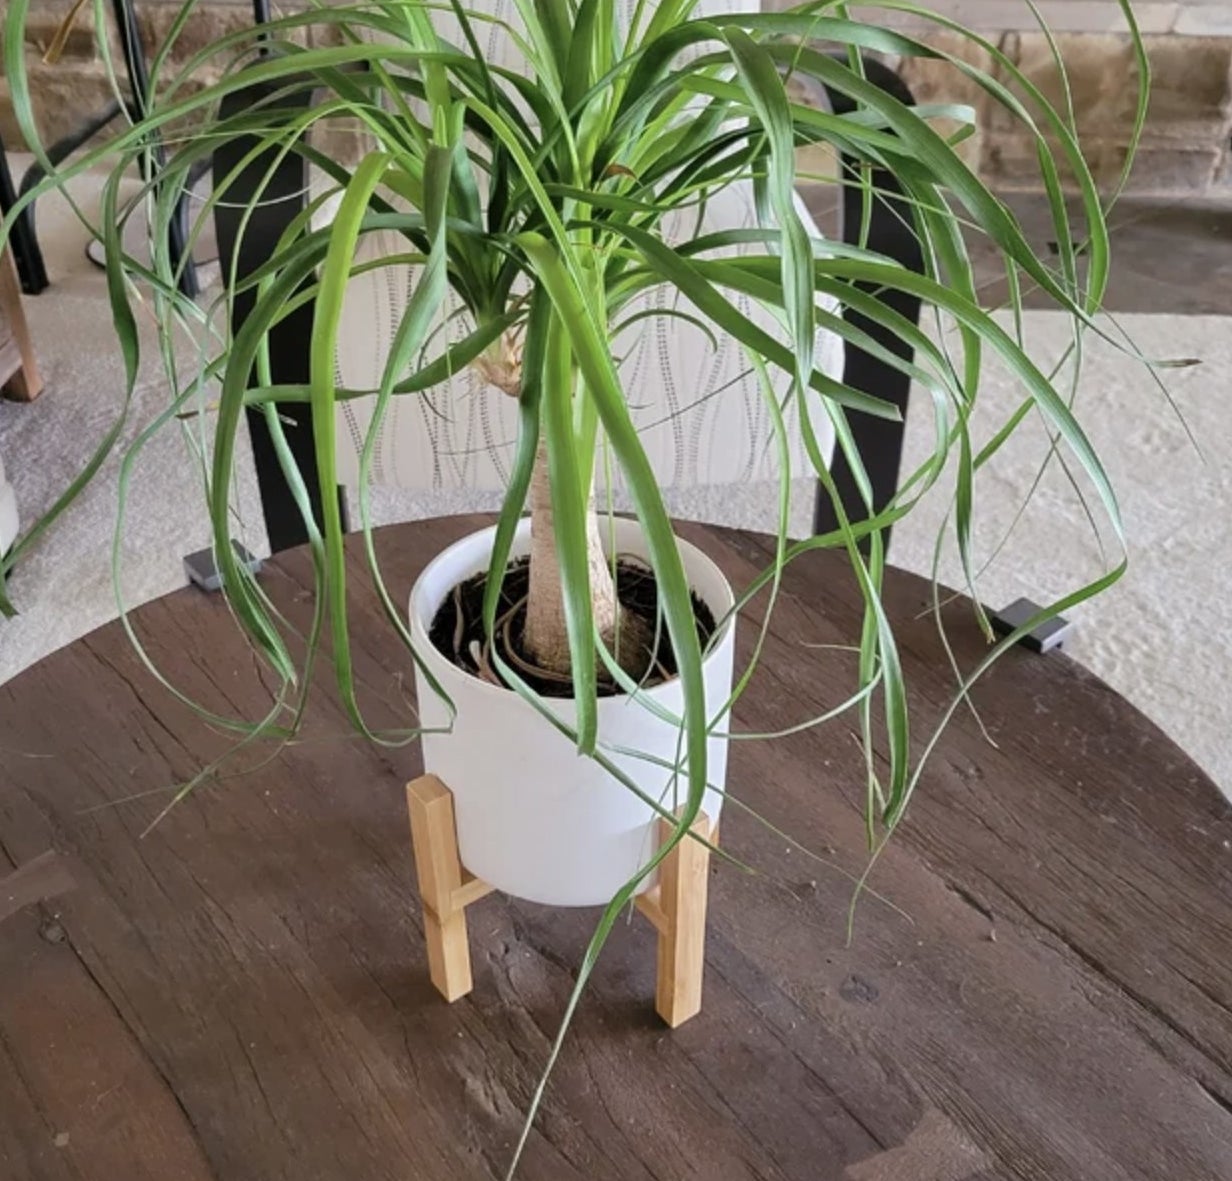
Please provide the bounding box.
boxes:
[0,137,49,295]
[213,86,346,554]
[814,60,925,554]
[2,0,198,298]
[110,0,198,298]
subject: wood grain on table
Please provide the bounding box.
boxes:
[1,517,1229,1180]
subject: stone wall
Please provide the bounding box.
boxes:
[0,0,297,147]
[858,2,1231,38]
[3,1,1231,196]
[846,3,1232,195]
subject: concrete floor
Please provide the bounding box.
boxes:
[804,186,1232,315]
[966,192,1232,316]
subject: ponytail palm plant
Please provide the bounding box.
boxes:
[5,0,1151,875]
[3,0,1150,1150]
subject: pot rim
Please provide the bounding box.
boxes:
[408,516,736,705]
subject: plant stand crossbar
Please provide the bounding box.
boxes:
[407,774,714,1027]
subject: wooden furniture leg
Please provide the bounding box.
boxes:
[406,775,714,1026]
[0,246,42,401]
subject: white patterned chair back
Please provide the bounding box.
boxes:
[332,0,842,532]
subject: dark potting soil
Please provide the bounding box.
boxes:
[428,557,716,698]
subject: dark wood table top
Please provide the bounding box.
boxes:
[2,517,1230,1181]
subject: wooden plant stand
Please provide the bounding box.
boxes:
[407,774,714,1027]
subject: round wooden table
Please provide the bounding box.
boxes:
[2,518,1229,1181]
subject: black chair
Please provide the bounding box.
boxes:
[809,60,924,545]
[0,0,281,297]
[213,56,924,555]
[0,139,48,295]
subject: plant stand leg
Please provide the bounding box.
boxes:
[407,774,493,1002]
[407,776,713,1026]
[634,812,714,1028]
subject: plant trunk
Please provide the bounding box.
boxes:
[476,327,653,683]
[522,443,651,680]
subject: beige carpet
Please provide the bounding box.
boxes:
[2,160,1228,798]
[0,167,266,675]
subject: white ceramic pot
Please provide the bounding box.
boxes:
[409,518,735,907]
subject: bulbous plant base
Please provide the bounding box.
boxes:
[407,774,715,1028]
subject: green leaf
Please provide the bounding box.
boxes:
[517,230,708,817]
[596,222,901,420]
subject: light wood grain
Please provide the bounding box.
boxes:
[407,774,474,1002]
[635,813,713,1027]
[0,246,41,401]
[408,776,712,1027]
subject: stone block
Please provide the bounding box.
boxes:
[896,32,995,106]
[844,2,1178,35]
[0,80,21,147]
[138,5,271,68]
[17,7,100,64]
[932,27,1231,148]
[1140,36,1232,139]
[987,132,1223,194]
[1174,3,1232,39]
[308,20,352,51]
[991,32,1142,138]
[309,114,376,170]
[982,131,1130,189]
[1025,1,1176,34]
[0,59,228,153]
[0,65,118,148]
[1125,145,1222,191]
[895,29,1000,167]
[795,140,839,185]
[1215,148,1232,189]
